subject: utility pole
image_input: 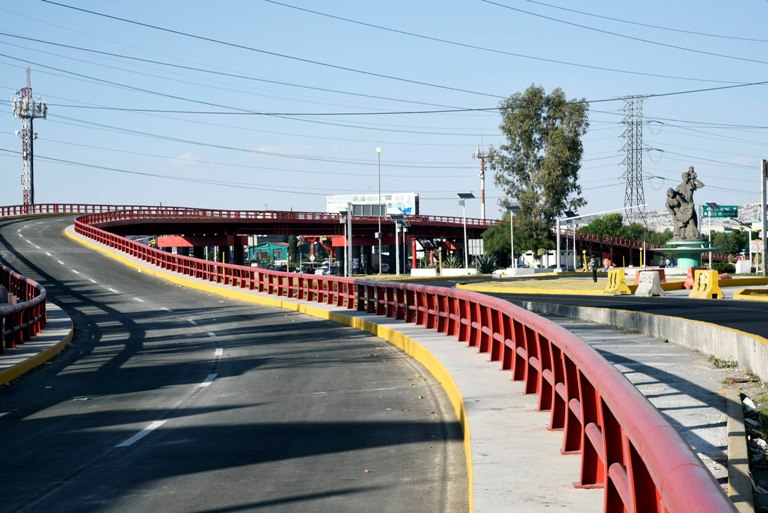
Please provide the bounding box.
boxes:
[472,148,488,221]
[12,68,47,211]
[762,159,767,277]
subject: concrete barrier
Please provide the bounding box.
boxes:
[634,268,666,284]
[635,271,664,297]
[689,269,724,299]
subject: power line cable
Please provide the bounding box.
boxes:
[482,0,768,66]
[41,0,505,99]
[0,147,340,196]
[22,134,476,177]
[264,0,744,85]
[47,114,478,169]
[523,0,768,44]
[0,31,473,110]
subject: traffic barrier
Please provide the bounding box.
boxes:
[635,271,664,297]
[0,262,47,353]
[689,270,724,299]
[69,210,736,513]
[604,269,631,295]
[634,269,666,284]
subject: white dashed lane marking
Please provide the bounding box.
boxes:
[199,374,217,388]
[116,420,167,448]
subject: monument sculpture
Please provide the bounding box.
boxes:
[665,166,704,240]
[655,165,711,271]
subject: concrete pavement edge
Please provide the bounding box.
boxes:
[0,305,74,386]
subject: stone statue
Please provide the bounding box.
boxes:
[666,166,704,240]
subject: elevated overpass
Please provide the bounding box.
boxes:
[0,204,743,512]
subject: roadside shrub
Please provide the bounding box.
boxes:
[712,262,735,274]
[444,252,462,268]
[475,254,498,274]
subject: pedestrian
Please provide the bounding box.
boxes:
[591,256,598,283]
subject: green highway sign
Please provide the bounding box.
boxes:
[701,204,738,218]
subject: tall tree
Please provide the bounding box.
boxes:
[489,85,589,249]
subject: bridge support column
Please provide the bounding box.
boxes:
[233,241,244,265]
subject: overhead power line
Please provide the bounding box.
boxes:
[0,31,472,110]
[0,147,335,196]
[264,0,745,85]
[482,0,768,67]
[41,0,504,99]
[48,114,478,169]
[523,0,768,44]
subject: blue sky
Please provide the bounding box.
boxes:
[1,1,767,220]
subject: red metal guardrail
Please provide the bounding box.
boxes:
[70,210,735,513]
[1,203,493,227]
[0,262,47,354]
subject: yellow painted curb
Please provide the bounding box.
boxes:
[0,326,74,386]
[66,227,476,513]
[457,282,606,295]
[733,289,768,302]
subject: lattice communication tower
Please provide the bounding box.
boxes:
[620,96,645,225]
[11,68,47,209]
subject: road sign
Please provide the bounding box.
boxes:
[701,204,738,218]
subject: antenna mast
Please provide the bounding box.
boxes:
[12,67,48,210]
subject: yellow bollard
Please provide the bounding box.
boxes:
[604,269,631,295]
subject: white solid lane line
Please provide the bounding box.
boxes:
[116,420,167,448]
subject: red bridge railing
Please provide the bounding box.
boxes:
[71,210,734,513]
[1,203,494,228]
[0,262,47,354]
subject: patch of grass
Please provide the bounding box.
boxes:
[709,356,738,369]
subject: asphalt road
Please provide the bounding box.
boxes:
[0,216,466,513]
[484,291,768,340]
[423,276,768,341]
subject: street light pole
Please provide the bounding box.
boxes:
[458,193,475,274]
[394,221,400,276]
[762,159,767,277]
[376,147,383,274]
[705,202,720,270]
[506,203,520,269]
[339,209,347,277]
[573,221,577,270]
[348,202,353,277]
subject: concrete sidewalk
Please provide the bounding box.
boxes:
[0,303,73,386]
[1,226,749,512]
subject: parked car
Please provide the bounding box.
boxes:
[546,264,575,272]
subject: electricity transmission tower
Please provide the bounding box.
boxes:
[12,68,47,210]
[620,96,645,225]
